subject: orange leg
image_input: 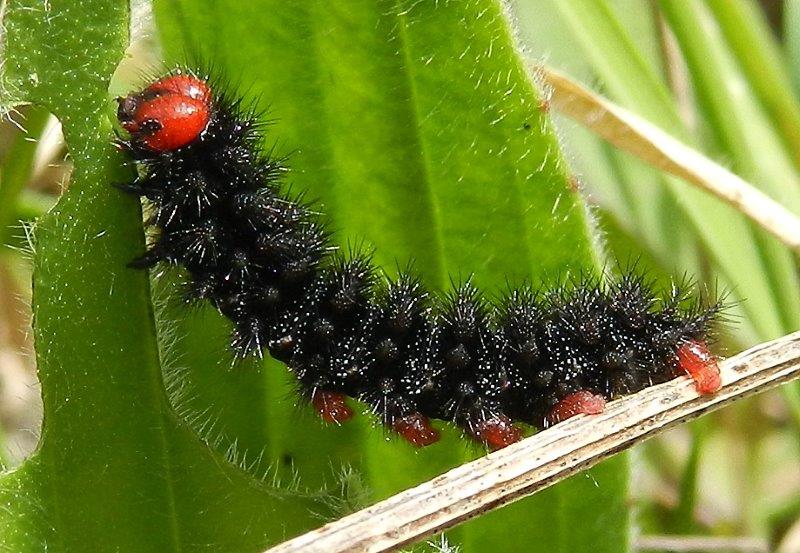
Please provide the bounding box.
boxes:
[311,390,354,424]
[392,413,440,447]
[471,415,523,451]
[676,340,722,394]
[545,390,606,427]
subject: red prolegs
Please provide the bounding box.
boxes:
[545,339,721,426]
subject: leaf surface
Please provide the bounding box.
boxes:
[155,0,628,551]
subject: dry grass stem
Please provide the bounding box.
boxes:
[267,332,800,553]
[539,66,800,252]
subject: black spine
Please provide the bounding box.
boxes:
[121,84,719,436]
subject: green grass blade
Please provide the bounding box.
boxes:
[514,0,798,343]
[524,0,695,270]
[705,0,800,168]
[660,0,800,336]
[547,0,683,133]
[786,0,800,93]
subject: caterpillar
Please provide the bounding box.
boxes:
[114,69,722,450]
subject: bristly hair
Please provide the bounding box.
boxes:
[115,68,724,448]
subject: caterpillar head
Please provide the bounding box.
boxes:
[117,73,212,152]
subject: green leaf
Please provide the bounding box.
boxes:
[0,1,322,551]
[153,0,627,551]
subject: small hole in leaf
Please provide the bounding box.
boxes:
[0,105,66,467]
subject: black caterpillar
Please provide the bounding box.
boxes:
[114,70,722,450]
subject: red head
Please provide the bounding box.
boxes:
[117,74,212,152]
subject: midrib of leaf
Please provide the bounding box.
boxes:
[146,298,183,553]
[296,1,450,285]
[393,7,448,287]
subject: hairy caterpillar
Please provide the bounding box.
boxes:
[115,70,722,450]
